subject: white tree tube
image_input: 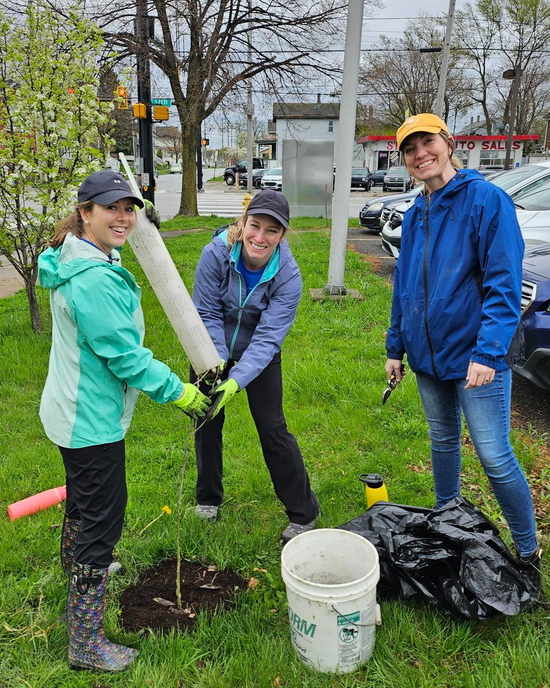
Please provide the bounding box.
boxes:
[119,154,221,376]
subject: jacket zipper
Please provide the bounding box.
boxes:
[227,249,278,360]
[228,269,260,359]
[423,198,439,379]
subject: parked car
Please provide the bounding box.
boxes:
[224,157,265,185]
[351,167,372,191]
[170,163,182,174]
[333,166,371,190]
[238,168,267,189]
[260,167,282,191]
[358,186,423,231]
[370,169,388,187]
[477,165,504,177]
[512,243,550,390]
[512,174,550,246]
[380,199,415,258]
[383,166,415,192]
[487,161,550,194]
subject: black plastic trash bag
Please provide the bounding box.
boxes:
[339,497,536,620]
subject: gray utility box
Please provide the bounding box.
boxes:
[282,140,334,219]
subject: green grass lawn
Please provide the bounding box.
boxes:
[0,228,548,687]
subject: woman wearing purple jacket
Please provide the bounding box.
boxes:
[191,190,319,543]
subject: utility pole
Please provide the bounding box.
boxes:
[197,130,203,192]
[135,0,154,203]
[326,0,364,295]
[246,0,254,193]
[434,0,456,119]
[504,66,522,170]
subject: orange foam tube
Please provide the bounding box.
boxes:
[8,486,66,521]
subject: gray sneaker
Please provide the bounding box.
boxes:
[194,504,219,521]
[281,518,317,544]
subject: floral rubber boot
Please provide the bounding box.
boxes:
[60,516,122,576]
[67,563,137,672]
[61,516,80,575]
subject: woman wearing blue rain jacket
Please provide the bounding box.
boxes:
[191,189,319,544]
[385,114,540,590]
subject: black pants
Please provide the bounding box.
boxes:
[59,440,127,567]
[192,354,319,524]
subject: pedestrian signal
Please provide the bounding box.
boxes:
[201,138,209,147]
[116,86,128,109]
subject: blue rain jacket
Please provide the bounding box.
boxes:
[386,169,524,379]
[192,229,302,389]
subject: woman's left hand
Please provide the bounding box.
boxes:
[464,361,495,389]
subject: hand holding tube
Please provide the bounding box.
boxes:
[173,384,211,419]
[206,378,239,421]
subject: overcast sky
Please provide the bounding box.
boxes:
[361,0,470,48]
[201,0,475,147]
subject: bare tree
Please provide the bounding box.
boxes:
[156,125,183,161]
[453,1,501,134]
[359,16,471,130]
[455,0,550,135]
[80,0,356,216]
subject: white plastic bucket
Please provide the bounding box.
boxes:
[281,528,380,673]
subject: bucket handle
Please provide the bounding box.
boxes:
[329,603,381,627]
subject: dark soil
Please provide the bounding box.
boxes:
[120,558,249,634]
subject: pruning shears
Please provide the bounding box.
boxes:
[382,365,405,405]
[382,373,397,405]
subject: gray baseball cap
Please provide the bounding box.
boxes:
[78,170,144,208]
[247,189,289,228]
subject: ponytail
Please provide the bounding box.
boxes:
[439,131,463,170]
[226,214,247,248]
[48,201,94,248]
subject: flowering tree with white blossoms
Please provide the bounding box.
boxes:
[0,1,113,331]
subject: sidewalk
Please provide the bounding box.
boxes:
[0,260,24,299]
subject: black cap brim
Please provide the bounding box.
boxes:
[89,189,144,209]
[247,207,288,228]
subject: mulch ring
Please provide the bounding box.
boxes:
[120,558,249,634]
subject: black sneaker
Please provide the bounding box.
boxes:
[517,548,542,601]
[281,517,317,545]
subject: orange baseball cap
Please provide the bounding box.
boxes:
[396,113,450,149]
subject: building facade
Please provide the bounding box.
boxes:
[357,134,539,171]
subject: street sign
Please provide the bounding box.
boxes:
[390,151,400,162]
[151,98,172,106]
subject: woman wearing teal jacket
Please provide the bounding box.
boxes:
[38,170,210,673]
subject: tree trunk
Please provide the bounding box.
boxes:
[24,277,43,333]
[178,121,199,216]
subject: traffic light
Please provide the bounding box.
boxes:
[116,86,128,109]
[153,105,169,121]
[201,138,209,147]
[133,103,146,119]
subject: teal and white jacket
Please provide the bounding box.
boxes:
[39,233,184,449]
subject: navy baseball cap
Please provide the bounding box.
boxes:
[78,170,144,208]
[247,189,289,228]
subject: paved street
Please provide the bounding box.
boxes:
[155,173,373,220]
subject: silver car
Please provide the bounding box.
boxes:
[260,167,282,191]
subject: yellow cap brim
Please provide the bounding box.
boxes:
[397,124,447,150]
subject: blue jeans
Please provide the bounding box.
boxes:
[415,369,537,557]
